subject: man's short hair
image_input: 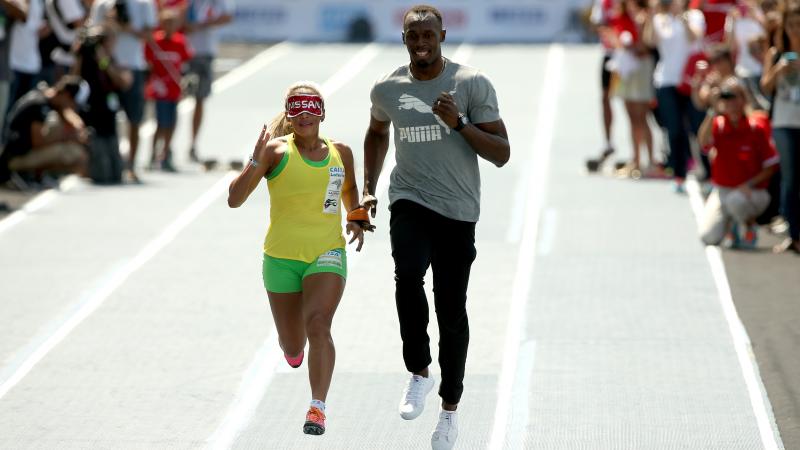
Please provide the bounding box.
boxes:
[403,4,443,30]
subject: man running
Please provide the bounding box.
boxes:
[361,5,510,449]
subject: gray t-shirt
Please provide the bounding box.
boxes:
[187,0,234,57]
[370,59,500,222]
[772,71,800,128]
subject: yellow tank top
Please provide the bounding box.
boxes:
[263,134,346,262]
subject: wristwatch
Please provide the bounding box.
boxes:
[454,113,468,132]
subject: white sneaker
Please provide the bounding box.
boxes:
[431,410,458,450]
[398,374,435,420]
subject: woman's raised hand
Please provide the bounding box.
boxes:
[254,124,272,158]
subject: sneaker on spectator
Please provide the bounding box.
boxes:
[672,180,686,194]
[741,226,758,249]
[727,223,742,249]
[431,409,458,450]
[585,147,614,172]
[768,216,789,235]
[700,182,713,198]
[161,152,178,173]
[161,160,177,173]
[8,172,31,191]
[399,374,434,420]
[39,174,59,190]
[124,170,142,185]
[773,237,800,254]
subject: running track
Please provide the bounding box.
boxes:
[0,44,786,449]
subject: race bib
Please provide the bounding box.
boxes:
[316,249,343,268]
[322,166,345,214]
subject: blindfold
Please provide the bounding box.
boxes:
[286,94,324,118]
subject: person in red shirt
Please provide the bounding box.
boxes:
[697,78,780,248]
[145,9,193,172]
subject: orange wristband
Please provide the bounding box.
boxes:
[346,207,370,223]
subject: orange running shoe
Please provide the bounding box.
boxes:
[303,406,326,435]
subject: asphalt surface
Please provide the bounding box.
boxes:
[722,233,800,447]
[0,43,797,449]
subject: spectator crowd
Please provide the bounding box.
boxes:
[592,0,800,254]
[0,0,232,188]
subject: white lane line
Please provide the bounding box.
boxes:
[686,178,706,226]
[204,44,382,450]
[686,179,784,450]
[321,43,380,96]
[0,175,80,235]
[508,340,537,450]
[537,208,558,256]
[505,174,528,243]
[205,332,281,450]
[0,172,237,401]
[212,42,293,96]
[488,44,564,450]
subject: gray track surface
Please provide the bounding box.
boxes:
[0,44,788,449]
[722,233,800,447]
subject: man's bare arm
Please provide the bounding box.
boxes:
[363,116,391,197]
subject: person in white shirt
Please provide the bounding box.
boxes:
[8,0,42,109]
[643,0,706,192]
[725,0,768,109]
[183,0,233,163]
[0,0,28,128]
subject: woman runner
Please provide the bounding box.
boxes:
[227,81,373,434]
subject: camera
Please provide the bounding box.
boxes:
[76,26,108,57]
[114,0,130,25]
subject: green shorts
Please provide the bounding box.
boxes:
[262,248,347,293]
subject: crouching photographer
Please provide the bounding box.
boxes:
[0,76,90,188]
[74,25,132,184]
[697,78,780,249]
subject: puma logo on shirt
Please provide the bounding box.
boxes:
[397,93,450,142]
